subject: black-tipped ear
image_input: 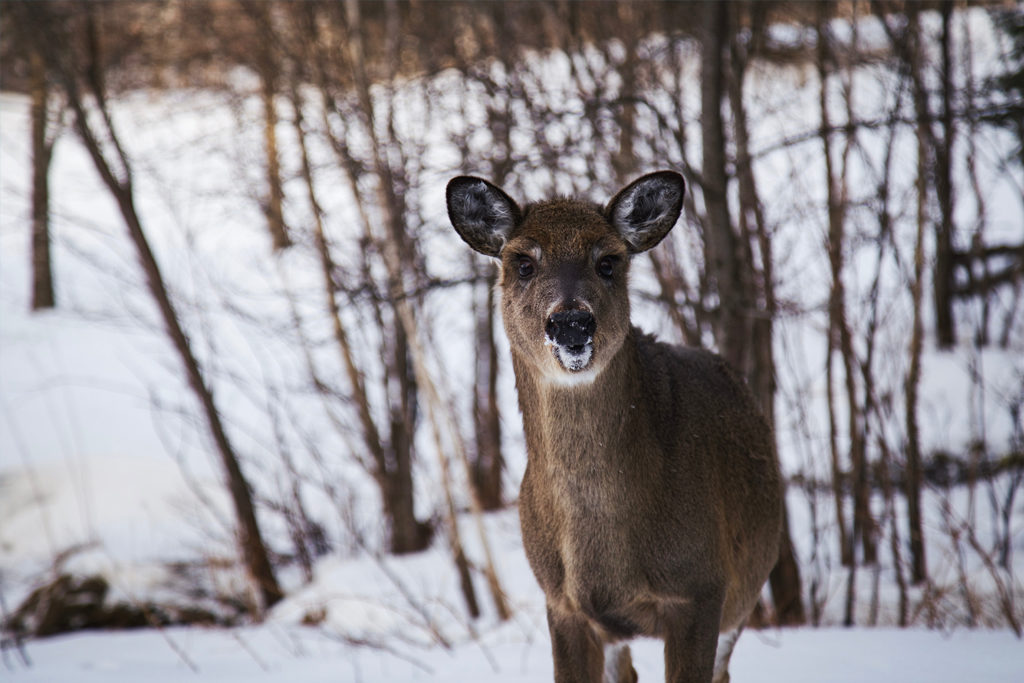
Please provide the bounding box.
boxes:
[446,176,522,258]
[605,171,685,253]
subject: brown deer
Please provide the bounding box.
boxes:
[446,171,781,683]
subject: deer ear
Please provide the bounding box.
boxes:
[606,171,685,253]
[446,176,521,258]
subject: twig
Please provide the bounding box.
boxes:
[319,627,434,675]
[0,572,32,670]
[230,629,270,672]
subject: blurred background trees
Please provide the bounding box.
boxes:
[1,0,1021,633]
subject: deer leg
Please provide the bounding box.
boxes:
[547,604,604,683]
[603,641,638,683]
[662,593,723,683]
[711,625,744,683]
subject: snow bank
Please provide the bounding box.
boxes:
[4,623,1022,682]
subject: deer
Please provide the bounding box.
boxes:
[446,171,781,683]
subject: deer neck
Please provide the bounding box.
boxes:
[514,329,642,471]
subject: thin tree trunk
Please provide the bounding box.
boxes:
[701,2,747,373]
[819,8,877,568]
[261,72,290,251]
[819,7,851,568]
[934,0,956,348]
[69,89,283,611]
[301,6,430,556]
[881,437,909,626]
[825,338,853,566]
[34,4,283,609]
[243,0,290,251]
[728,16,774,423]
[336,0,425,557]
[472,260,504,510]
[905,8,930,586]
[30,47,56,311]
[317,114,428,555]
[905,161,929,586]
[703,3,805,626]
[288,81,430,556]
[726,14,805,626]
[341,0,508,619]
[385,345,425,555]
[767,501,807,626]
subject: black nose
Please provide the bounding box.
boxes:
[546,310,596,349]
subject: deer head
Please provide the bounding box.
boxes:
[447,171,685,386]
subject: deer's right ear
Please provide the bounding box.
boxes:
[446,177,521,258]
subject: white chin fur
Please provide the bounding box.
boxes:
[545,342,599,387]
[555,343,592,371]
[545,368,600,387]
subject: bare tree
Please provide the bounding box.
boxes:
[280,2,433,557]
[933,0,957,349]
[818,10,856,570]
[817,8,881,599]
[240,1,292,251]
[23,1,283,610]
[26,20,59,310]
[700,1,805,626]
[471,258,504,511]
[341,0,508,620]
[897,4,931,586]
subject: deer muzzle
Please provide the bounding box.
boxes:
[545,310,596,372]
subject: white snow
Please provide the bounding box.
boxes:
[0,455,228,567]
[3,618,1023,682]
[2,450,1022,681]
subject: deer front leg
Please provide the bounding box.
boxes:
[662,591,723,683]
[547,603,604,683]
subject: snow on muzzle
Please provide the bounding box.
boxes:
[545,310,596,372]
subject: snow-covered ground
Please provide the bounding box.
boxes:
[3,454,1023,681]
[5,622,1024,682]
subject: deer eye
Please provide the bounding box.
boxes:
[516,256,535,279]
[597,255,617,279]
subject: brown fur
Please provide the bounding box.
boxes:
[447,173,782,683]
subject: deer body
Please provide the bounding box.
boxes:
[447,172,781,683]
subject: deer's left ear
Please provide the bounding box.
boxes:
[606,171,685,253]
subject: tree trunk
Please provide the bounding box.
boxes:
[299,6,432,556]
[29,47,56,311]
[338,0,511,621]
[701,2,748,373]
[386,326,428,555]
[338,0,427,555]
[34,3,283,609]
[704,2,805,626]
[71,101,284,610]
[934,0,956,348]
[261,71,290,251]
[905,7,930,586]
[905,142,929,586]
[817,9,876,568]
[243,0,291,251]
[289,79,429,556]
[472,262,504,510]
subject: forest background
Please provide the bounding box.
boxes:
[1,0,1023,676]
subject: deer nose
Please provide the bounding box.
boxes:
[546,310,596,349]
